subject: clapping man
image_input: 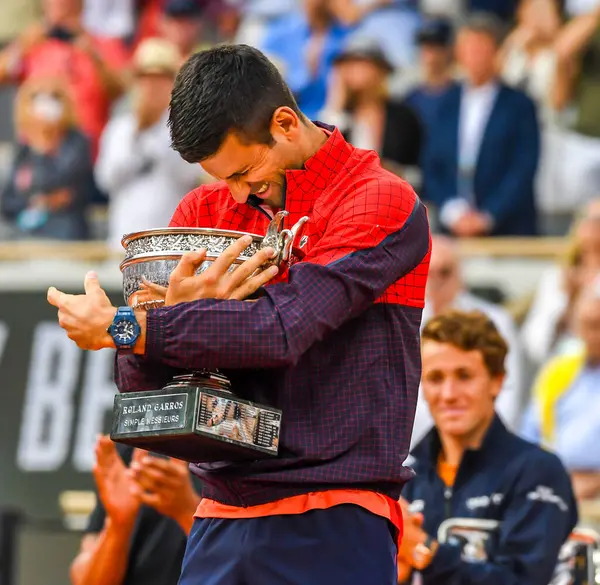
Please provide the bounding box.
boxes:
[70,436,201,585]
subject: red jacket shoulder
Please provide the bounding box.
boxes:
[169,182,233,228]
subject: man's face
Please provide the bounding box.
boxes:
[455,30,498,85]
[422,341,502,441]
[426,239,461,309]
[43,0,81,24]
[341,59,387,95]
[160,15,202,56]
[420,44,452,77]
[575,295,600,360]
[199,108,306,208]
[134,74,174,128]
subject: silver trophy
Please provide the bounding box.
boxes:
[110,211,308,463]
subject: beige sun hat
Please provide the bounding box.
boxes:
[133,37,181,76]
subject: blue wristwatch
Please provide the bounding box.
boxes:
[107,307,141,351]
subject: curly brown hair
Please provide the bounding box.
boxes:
[422,310,508,377]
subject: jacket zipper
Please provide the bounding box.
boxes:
[247,195,277,221]
[444,486,453,518]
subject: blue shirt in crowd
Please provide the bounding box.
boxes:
[261,13,348,120]
[521,366,600,470]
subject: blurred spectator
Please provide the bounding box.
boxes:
[500,0,563,121]
[211,0,244,42]
[467,0,518,23]
[320,36,422,175]
[261,0,349,119]
[423,13,540,236]
[411,235,524,446]
[0,0,129,156]
[83,0,136,42]
[404,17,456,138]
[565,0,600,17]
[419,0,463,21]
[0,0,42,46]
[234,0,299,48]
[521,199,600,366]
[521,283,600,502]
[0,76,92,240]
[70,436,201,585]
[399,311,577,585]
[551,5,600,208]
[329,0,421,70]
[159,0,208,62]
[95,38,203,250]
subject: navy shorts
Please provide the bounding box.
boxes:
[178,504,398,585]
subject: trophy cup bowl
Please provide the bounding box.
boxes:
[110,211,308,463]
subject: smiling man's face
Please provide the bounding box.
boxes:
[421,341,502,442]
[199,107,306,208]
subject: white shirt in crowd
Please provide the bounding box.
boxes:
[440,81,499,228]
[410,291,525,448]
[95,112,205,250]
[83,0,136,39]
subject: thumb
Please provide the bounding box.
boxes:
[170,249,207,282]
[84,271,104,297]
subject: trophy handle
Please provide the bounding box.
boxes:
[282,216,310,262]
[261,210,289,252]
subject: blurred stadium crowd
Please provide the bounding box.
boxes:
[3,0,600,583]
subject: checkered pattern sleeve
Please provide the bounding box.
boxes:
[142,187,431,371]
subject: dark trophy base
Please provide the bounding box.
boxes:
[110,373,282,463]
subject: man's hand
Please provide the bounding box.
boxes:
[128,455,200,534]
[571,471,600,501]
[165,235,278,306]
[93,436,141,528]
[398,497,436,571]
[451,211,492,238]
[130,236,279,308]
[47,271,116,350]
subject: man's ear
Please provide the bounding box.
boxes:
[270,106,301,141]
[490,375,505,401]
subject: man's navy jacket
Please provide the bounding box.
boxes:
[402,415,578,585]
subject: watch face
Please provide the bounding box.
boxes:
[112,319,138,345]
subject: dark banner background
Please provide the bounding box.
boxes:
[0,288,123,522]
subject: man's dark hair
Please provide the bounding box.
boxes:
[168,44,302,163]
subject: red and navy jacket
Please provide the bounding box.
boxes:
[115,126,431,506]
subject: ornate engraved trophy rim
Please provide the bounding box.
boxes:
[121,227,265,249]
[119,251,255,271]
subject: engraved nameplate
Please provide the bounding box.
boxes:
[115,393,188,434]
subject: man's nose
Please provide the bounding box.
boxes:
[439,379,459,401]
[226,180,251,204]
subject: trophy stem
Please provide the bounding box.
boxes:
[164,370,233,394]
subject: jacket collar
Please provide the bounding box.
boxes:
[282,122,354,223]
[411,413,508,470]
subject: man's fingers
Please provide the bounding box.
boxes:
[130,466,170,493]
[225,247,276,290]
[138,491,162,509]
[47,286,69,308]
[229,265,279,301]
[95,436,119,468]
[208,235,254,277]
[170,250,207,283]
[140,278,168,298]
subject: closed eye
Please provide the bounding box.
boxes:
[228,169,249,181]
